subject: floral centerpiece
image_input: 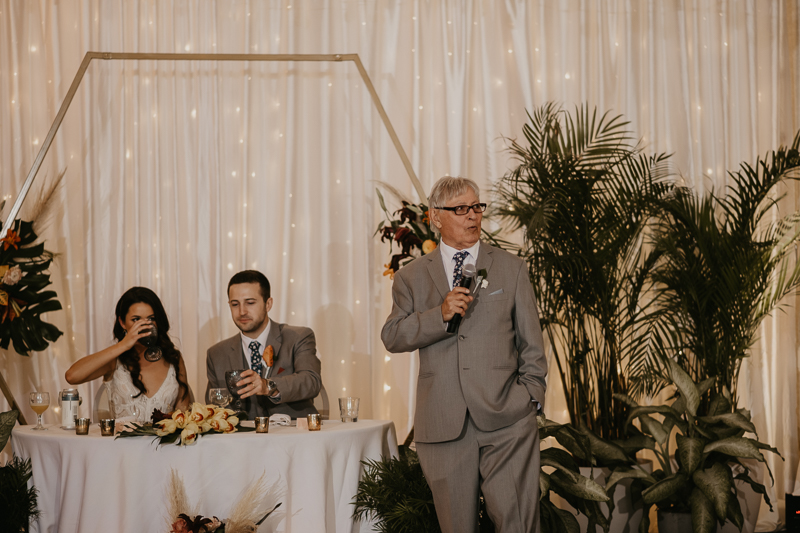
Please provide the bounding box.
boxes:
[116,403,254,446]
[375,188,438,279]
[0,219,63,355]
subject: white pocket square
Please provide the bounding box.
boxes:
[488,288,504,296]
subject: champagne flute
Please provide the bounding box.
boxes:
[30,392,50,430]
[224,370,247,412]
[209,388,232,408]
[140,319,162,362]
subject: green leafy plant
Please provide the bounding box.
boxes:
[0,410,40,532]
[495,103,672,441]
[0,219,63,355]
[352,448,442,533]
[538,417,612,533]
[618,359,781,533]
[644,132,800,405]
[353,448,499,533]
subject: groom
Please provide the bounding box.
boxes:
[206,270,321,419]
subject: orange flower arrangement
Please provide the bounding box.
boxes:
[375,189,438,279]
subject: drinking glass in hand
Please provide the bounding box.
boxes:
[140,320,162,362]
[224,370,247,411]
[30,392,50,430]
[209,388,232,408]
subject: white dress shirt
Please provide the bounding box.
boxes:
[240,320,280,402]
[439,240,480,290]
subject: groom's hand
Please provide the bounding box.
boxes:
[237,369,267,398]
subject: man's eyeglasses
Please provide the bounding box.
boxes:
[435,203,487,216]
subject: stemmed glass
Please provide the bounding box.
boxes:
[30,392,50,430]
[209,388,232,408]
[140,319,162,362]
[224,370,246,412]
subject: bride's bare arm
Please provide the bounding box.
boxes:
[64,322,152,384]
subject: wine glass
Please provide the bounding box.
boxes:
[209,388,232,408]
[30,392,50,430]
[224,370,247,412]
[140,320,162,362]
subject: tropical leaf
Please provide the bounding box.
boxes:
[676,435,705,475]
[0,409,19,451]
[689,488,717,533]
[691,463,733,519]
[641,473,687,504]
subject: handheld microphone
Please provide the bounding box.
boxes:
[446,263,477,333]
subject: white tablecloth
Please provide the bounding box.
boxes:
[12,419,398,533]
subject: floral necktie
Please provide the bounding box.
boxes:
[452,250,469,287]
[249,340,262,376]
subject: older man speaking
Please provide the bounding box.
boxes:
[381,176,547,532]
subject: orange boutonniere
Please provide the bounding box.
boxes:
[262,345,274,367]
[1,229,21,251]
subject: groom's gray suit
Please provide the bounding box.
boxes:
[206,321,321,420]
[382,241,547,532]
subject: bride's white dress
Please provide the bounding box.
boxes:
[107,359,179,423]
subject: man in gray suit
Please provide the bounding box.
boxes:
[382,176,547,533]
[206,270,321,419]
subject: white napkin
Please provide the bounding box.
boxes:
[269,413,291,426]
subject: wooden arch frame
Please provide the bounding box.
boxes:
[0,52,425,423]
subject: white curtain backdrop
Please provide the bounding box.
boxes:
[1,0,798,528]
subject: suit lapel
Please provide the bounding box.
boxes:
[264,321,283,377]
[475,241,494,285]
[426,247,451,299]
[227,336,248,370]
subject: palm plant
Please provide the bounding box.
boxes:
[644,132,800,405]
[495,103,671,441]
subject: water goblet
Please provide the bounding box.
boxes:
[209,388,232,408]
[140,320,162,362]
[30,392,50,430]
[225,370,247,411]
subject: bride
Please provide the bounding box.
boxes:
[66,287,191,422]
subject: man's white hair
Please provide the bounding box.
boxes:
[428,176,481,235]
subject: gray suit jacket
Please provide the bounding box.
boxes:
[205,322,322,419]
[381,241,547,443]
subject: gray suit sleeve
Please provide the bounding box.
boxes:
[512,260,548,411]
[271,328,321,403]
[381,268,451,353]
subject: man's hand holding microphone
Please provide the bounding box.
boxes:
[442,264,477,333]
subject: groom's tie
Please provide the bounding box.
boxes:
[249,340,262,376]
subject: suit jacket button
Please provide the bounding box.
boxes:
[458,335,465,340]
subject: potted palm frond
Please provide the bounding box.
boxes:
[495,102,672,442]
[628,132,800,532]
[643,131,800,405]
[494,103,671,531]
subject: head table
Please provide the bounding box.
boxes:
[12,419,398,533]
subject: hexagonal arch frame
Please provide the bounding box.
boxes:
[0,51,425,423]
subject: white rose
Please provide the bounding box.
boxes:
[2,265,22,286]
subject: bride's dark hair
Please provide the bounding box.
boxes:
[112,287,188,403]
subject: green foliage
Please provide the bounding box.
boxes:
[0,219,63,356]
[0,456,39,532]
[495,102,672,441]
[645,132,800,404]
[619,361,781,533]
[0,409,18,452]
[352,449,441,533]
[352,448,499,533]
